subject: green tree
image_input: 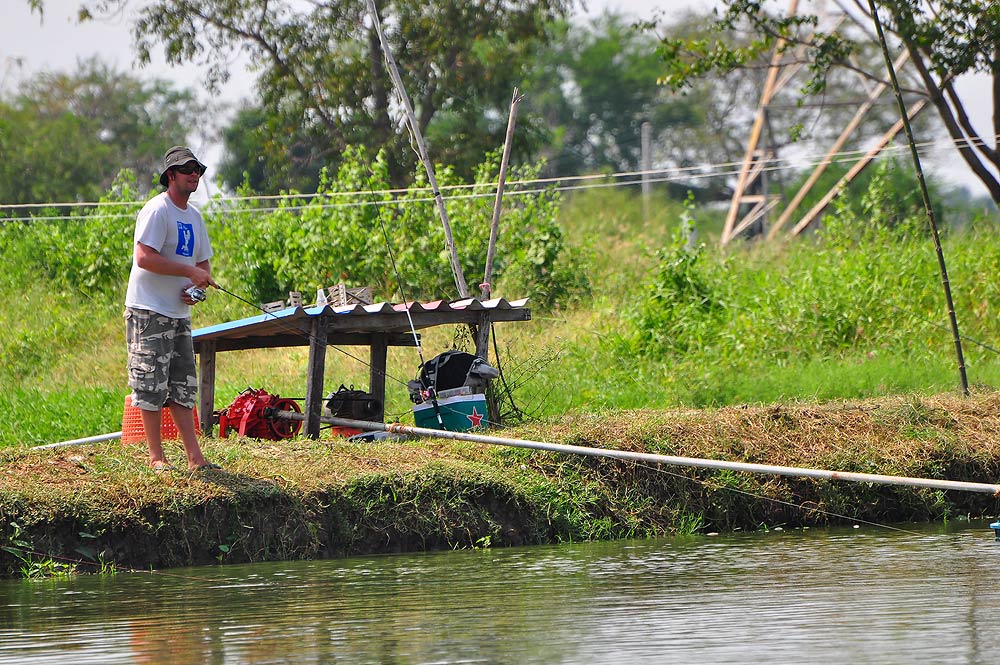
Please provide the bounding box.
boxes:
[0,57,202,204]
[523,12,684,176]
[524,9,895,202]
[77,0,575,193]
[656,0,1000,203]
[217,106,276,194]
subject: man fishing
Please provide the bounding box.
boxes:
[124,145,220,472]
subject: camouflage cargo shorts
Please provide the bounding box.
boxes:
[124,307,198,410]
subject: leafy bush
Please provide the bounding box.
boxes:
[211,147,589,308]
[0,150,587,312]
[0,170,140,300]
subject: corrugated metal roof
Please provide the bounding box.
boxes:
[193,297,530,344]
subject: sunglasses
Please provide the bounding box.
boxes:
[175,162,205,175]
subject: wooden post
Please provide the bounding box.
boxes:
[304,315,329,438]
[369,333,387,423]
[197,340,216,435]
[641,121,652,221]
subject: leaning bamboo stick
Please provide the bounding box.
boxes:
[365,0,470,298]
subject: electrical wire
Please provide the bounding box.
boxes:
[1,131,995,224]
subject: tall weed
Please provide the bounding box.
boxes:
[624,166,992,372]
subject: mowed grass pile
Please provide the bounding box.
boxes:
[1,168,1000,448]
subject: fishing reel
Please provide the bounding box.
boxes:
[185,285,207,302]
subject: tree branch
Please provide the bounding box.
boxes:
[904,40,1000,200]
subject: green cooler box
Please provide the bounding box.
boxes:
[413,392,488,431]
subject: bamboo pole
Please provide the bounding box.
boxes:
[482,87,523,302]
[273,411,1000,495]
[789,98,927,236]
[722,0,799,245]
[867,0,969,396]
[767,50,910,240]
[365,0,470,298]
[474,88,523,365]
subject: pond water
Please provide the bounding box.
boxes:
[1,520,998,664]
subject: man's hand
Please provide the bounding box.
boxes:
[181,284,213,305]
[187,265,216,289]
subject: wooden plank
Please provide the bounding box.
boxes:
[369,333,388,423]
[304,316,329,438]
[198,340,216,435]
[198,332,418,353]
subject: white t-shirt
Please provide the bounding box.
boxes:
[125,192,213,319]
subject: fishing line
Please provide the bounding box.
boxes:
[360,174,428,369]
[884,300,1000,357]
[627,460,925,536]
[359,168,447,428]
[490,322,525,423]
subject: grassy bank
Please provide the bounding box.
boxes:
[3,391,999,578]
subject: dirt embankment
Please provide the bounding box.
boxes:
[2,391,1000,577]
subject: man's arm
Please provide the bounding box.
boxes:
[135,242,216,288]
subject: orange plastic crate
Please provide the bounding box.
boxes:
[121,395,200,444]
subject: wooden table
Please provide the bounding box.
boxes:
[192,298,530,437]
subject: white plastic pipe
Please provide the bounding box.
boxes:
[273,411,1000,496]
[32,431,123,450]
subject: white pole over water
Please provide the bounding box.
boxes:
[273,411,1000,496]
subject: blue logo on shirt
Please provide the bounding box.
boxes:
[176,221,194,257]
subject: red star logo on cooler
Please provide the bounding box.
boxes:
[467,406,484,428]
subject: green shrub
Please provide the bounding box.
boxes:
[210,147,588,309]
[0,170,140,301]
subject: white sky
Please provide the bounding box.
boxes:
[1,0,994,197]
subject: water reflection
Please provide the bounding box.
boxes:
[1,521,998,663]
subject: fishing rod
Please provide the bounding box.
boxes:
[866,0,969,396]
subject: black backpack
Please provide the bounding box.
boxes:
[409,350,499,401]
